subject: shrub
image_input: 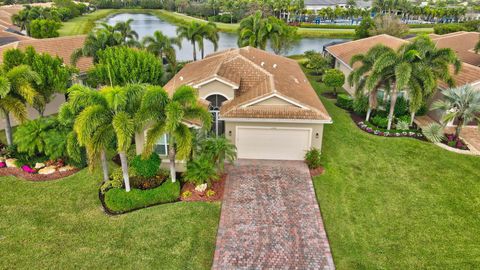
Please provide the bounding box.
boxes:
[104,180,180,213]
[304,148,321,169]
[182,190,192,199]
[130,153,161,178]
[396,121,410,131]
[130,175,167,190]
[184,157,219,186]
[336,94,353,110]
[323,69,345,96]
[371,115,389,129]
[416,103,428,116]
[206,189,216,197]
[353,95,369,115]
[386,96,409,117]
[397,115,411,124]
[28,19,61,38]
[433,24,466,34]
[100,178,123,194]
[422,123,446,143]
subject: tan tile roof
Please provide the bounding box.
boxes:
[0,35,93,73]
[165,47,331,121]
[326,34,408,68]
[429,31,480,67]
[328,33,480,89]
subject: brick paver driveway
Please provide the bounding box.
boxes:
[212,160,335,270]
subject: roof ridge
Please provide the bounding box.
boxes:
[235,50,276,94]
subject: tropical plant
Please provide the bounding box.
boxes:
[268,17,299,55]
[72,84,146,189]
[28,19,61,39]
[176,21,204,61]
[87,46,164,87]
[183,156,219,186]
[396,120,410,131]
[113,18,139,45]
[0,65,39,145]
[431,85,480,139]
[358,36,461,130]
[422,122,446,143]
[355,16,374,39]
[323,69,345,96]
[237,11,281,50]
[198,22,219,59]
[143,30,182,74]
[201,136,237,172]
[305,51,330,76]
[369,15,409,38]
[4,47,75,116]
[130,153,161,179]
[475,38,480,54]
[137,85,212,182]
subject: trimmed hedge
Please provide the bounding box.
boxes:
[104,180,180,213]
[336,93,353,110]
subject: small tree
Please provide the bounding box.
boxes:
[323,69,345,96]
[369,15,409,38]
[305,51,330,76]
[28,19,61,39]
[355,16,374,39]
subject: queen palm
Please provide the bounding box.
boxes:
[432,85,480,139]
[365,36,460,130]
[0,65,39,145]
[177,22,204,61]
[137,85,211,182]
[198,22,219,59]
[349,44,393,121]
[73,84,145,190]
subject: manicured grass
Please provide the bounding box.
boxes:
[0,169,221,269]
[59,9,117,36]
[307,72,480,268]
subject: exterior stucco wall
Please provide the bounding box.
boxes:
[224,121,326,152]
[335,59,354,95]
[197,80,234,100]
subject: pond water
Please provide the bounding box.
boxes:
[104,13,349,61]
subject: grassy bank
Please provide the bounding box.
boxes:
[305,70,480,268]
[59,8,433,38]
[0,168,221,269]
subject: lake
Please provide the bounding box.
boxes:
[104,13,349,61]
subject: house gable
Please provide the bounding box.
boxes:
[197,79,235,100]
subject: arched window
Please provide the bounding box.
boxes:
[205,94,227,136]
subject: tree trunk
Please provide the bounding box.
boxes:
[366,108,372,122]
[168,142,176,183]
[387,88,398,130]
[3,111,13,146]
[455,119,463,140]
[201,42,205,59]
[192,41,197,61]
[410,111,416,126]
[100,149,109,182]
[119,151,131,192]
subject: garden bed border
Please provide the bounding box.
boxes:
[0,167,80,181]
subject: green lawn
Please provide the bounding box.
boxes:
[309,76,480,268]
[59,8,432,38]
[0,169,221,269]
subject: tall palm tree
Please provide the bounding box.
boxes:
[73,84,145,190]
[71,29,116,65]
[0,65,39,145]
[113,19,138,44]
[432,85,480,139]
[364,36,460,130]
[198,22,219,59]
[137,85,211,182]
[349,45,393,121]
[143,30,182,60]
[237,11,270,49]
[177,22,204,61]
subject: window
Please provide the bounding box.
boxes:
[154,134,169,156]
[205,95,227,136]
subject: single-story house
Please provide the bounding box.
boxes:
[305,0,372,11]
[0,35,93,129]
[324,33,480,126]
[136,46,332,166]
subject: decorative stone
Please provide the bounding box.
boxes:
[6,158,17,168]
[195,183,208,193]
[34,162,46,169]
[58,165,75,172]
[38,166,56,175]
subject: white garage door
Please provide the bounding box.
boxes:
[236,126,311,160]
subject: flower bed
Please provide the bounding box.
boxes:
[100,180,181,214]
[180,173,226,202]
[442,134,469,151]
[309,166,325,177]
[0,167,79,181]
[357,121,424,139]
[0,158,79,181]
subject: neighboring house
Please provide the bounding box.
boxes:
[305,0,372,11]
[0,29,30,46]
[136,46,332,167]
[325,33,480,126]
[0,35,93,129]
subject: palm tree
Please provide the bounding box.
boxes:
[475,38,480,54]
[137,85,211,182]
[364,36,460,130]
[142,30,181,75]
[237,11,270,49]
[0,65,39,145]
[431,85,480,140]
[349,45,393,121]
[201,136,237,173]
[177,21,204,61]
[71,29,116,65]
[113,19,139,44]
[198,22,219,59]
[73,84,145,190]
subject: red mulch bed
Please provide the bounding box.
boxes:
[180,174,226,202]
[0,167,79,181]
[310,166,325,177]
